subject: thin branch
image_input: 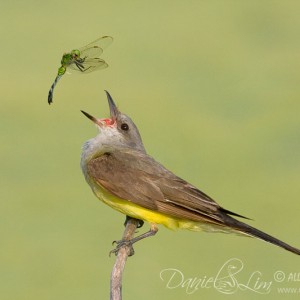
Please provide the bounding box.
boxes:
[110,217,140,300]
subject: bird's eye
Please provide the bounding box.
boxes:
[121,123,129,131]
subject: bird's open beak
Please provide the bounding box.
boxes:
[81,91,119,127]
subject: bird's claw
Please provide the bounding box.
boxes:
[109,239,135,257]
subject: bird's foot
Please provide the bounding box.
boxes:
[109,239,135,257]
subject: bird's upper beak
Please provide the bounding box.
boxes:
[105,90,119,122]
[81,91,119,127]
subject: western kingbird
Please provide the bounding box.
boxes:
[80,91,300,255]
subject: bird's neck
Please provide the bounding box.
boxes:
[81,136,104,174]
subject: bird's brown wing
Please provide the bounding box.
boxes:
[87,148,229,225]
[87,148,300,256]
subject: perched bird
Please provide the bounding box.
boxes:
[80,91,300,255]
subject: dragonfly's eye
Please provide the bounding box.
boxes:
[71,49,80,57]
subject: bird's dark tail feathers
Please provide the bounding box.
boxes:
[222,213,300,256]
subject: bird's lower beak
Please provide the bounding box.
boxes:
[80,110,104,127]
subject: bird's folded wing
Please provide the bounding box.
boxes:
[87,148,226,224]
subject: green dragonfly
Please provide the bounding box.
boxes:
[48,36,113,104]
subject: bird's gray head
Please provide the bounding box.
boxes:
[81,91,146,154]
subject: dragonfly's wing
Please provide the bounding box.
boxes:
[79,36,113,53]
[80,46,104,58]
[67,58,108,74]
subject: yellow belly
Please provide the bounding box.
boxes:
[90,181,232,233]
[95,184,182,229]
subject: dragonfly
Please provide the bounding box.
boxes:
[48,35,113,104]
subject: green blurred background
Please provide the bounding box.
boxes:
[1,1,300,299]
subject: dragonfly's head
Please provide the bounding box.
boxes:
[71,49,80,58]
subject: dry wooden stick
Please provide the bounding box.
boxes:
[110,217,140,300]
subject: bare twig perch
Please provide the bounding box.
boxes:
[110,217,140,300]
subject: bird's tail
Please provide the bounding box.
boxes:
[222,213,300,255]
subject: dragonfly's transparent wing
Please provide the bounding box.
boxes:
[67,58,108,74]
[80,46,104,59]
[78,36,113,53]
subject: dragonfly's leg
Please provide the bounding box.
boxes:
[77,56,86,63]
[74,61,85,72]
[76,61,92,73]
[74,58,92,73]
[81,66,92,72]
